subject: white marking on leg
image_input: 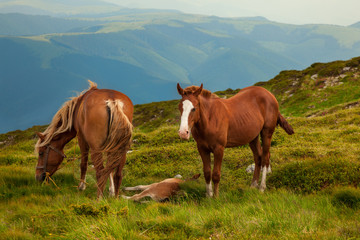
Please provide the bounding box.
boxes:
[78,177,86,191]
[179,100,194,139]
[260,167,268,192]
[78,180,86,191]
[109,172,115,197]
[206,182,213,197]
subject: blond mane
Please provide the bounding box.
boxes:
[35,80,98,152]
[183,86,219,99]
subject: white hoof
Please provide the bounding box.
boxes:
[250,181,258,188]
[109,188,115,197]
[78,181,86,191]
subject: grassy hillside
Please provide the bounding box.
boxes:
[255,56,360,117]
[1,57,360,239]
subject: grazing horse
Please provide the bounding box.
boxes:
[35,81,133,198]
[177,84,294,196]
[122,174,201,202]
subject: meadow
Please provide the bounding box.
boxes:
[1,57,360,239]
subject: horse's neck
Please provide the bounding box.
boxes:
[57,130,77,149]
[196,97,214,130]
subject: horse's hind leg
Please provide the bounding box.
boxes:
[92,152,105,198]
[259,128,274,192]
[123,190,152,202]
[78,134,89,191]
[249,135,262,188]
[124,185,151,191]
[112,153,127,197]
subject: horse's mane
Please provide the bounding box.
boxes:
[35,80,98,152]
[183,86,219,99]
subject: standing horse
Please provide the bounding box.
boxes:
[177,84,294,196]
[35,81,133,198]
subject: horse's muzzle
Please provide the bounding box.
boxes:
[178,130,190,140]
[35,172,46,182]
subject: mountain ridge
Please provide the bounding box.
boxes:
[1,11,360,133]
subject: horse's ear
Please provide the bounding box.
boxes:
[194,83,203,97]
[36,132,45,140]
[177,83,184,96]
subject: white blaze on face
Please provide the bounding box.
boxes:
[179,100,194,139]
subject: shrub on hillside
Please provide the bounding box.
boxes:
[70,203,109,217]
[268,159,360,193]
[331,187,360,209]
[317,61,345,77]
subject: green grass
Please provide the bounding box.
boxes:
[1,105,360,239]
[1,57,360,239]
[1,166,359,239]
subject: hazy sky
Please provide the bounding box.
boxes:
[103,0,360,26]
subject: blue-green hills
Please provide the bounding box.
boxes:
[1,10,360,133]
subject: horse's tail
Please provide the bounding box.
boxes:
[277,113,294,135]
[97,99,133,191]
[102,99,133,153]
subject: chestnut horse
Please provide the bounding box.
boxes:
[35,81,133,198]
[177,84,294,196]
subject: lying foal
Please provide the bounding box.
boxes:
[122,174,201,202]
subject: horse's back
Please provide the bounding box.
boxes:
[84,89,133,119]
[229,86,276,103]
[227,86,278,117]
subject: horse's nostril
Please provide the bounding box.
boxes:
[186,131,189,134]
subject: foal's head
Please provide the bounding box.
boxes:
[177,83,203,140]
[35,132,66,182]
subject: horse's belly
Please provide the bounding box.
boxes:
[226,122,262,147]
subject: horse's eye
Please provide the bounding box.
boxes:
[39,152,44,156]
[192,108,196,112]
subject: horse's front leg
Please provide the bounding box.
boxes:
[198,145,213,197]
[213,146,224,197]
[78,136,89,191]
[92,152,105,198]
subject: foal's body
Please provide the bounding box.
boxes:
[177,84,294,196]
[122,174,200,202]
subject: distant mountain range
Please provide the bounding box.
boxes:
[1,0,360,133]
